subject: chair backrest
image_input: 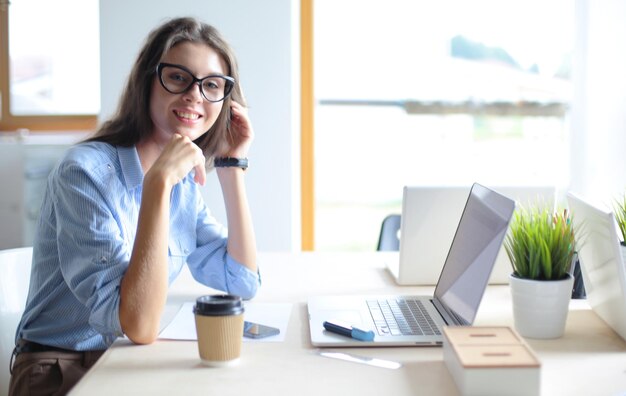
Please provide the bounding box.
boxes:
[377,214,401,251]
[0,247,32,396]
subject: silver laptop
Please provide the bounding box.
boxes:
[308,183,515,346]
[567,193,626,341]
[387,185,555,286]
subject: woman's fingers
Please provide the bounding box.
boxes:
[160,134,206,186]
[224,101,254,158]
[194,163,206,186]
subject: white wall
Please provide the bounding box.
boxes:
[99,0,301,251]
[570,0,626,207]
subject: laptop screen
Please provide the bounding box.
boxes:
[433,183,515,325]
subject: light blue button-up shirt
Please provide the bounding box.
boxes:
[16,142,259,351]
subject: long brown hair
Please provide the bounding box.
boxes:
[87,17,245,162]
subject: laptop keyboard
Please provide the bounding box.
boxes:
[367,298,441,336]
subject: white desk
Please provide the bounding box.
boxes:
[71,252,626,396]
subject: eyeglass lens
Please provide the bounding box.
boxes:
[159,64,232,102]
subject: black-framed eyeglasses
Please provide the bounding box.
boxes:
[156,62,235,103]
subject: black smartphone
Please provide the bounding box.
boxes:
[243,321,280,339]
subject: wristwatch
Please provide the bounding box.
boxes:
[214,157,248,170]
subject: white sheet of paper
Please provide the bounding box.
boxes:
[159,302,292,342]
[316,350,402,369]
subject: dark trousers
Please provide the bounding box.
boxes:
[9,341,105,396]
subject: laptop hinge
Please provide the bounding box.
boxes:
[431,298,468,326]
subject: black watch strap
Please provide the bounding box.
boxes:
[214,157,248,170]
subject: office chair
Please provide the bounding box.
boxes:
[0,247,32,396]
[571,253,586,299]
[376,214,401,251]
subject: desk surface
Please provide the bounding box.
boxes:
[71,252,626,396]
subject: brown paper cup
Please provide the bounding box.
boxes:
[193,295,245,367]
[195,313,244,366]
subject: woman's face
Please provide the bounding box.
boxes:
[150,41,228,144]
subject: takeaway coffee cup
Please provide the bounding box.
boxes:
[193,294,245,367]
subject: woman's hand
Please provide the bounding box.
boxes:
[148,133,206,187]
[223,100,254,158]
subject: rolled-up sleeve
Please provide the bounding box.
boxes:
[53,160,128,337]
[184,185,260,300]
[186,245,260,300]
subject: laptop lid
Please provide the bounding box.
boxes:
[308,183,515,346]
[567,193,626,341]
[389,185,554,286]
[389,186,468,285]
[432,183,516,325]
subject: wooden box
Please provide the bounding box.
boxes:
[443,326,540,396]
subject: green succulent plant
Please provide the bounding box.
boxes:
[504,205,576,281]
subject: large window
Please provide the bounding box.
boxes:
[0,0,99,131]
[314,0,574,251]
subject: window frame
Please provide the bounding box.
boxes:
[301,0,315,250]
[0,4,97,132]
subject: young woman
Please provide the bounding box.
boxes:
[9,17,259,395]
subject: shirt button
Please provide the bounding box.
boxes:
[184,248,189,254]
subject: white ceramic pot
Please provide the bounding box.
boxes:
[509,273,574,339]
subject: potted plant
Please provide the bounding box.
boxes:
[504,205,577,339]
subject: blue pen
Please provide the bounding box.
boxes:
[323,320,375,341]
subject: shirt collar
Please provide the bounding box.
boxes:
[117,145,144,190]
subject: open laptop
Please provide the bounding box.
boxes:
[308,183,515,346]
[387,185,555,285]
[567,193,626,341]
